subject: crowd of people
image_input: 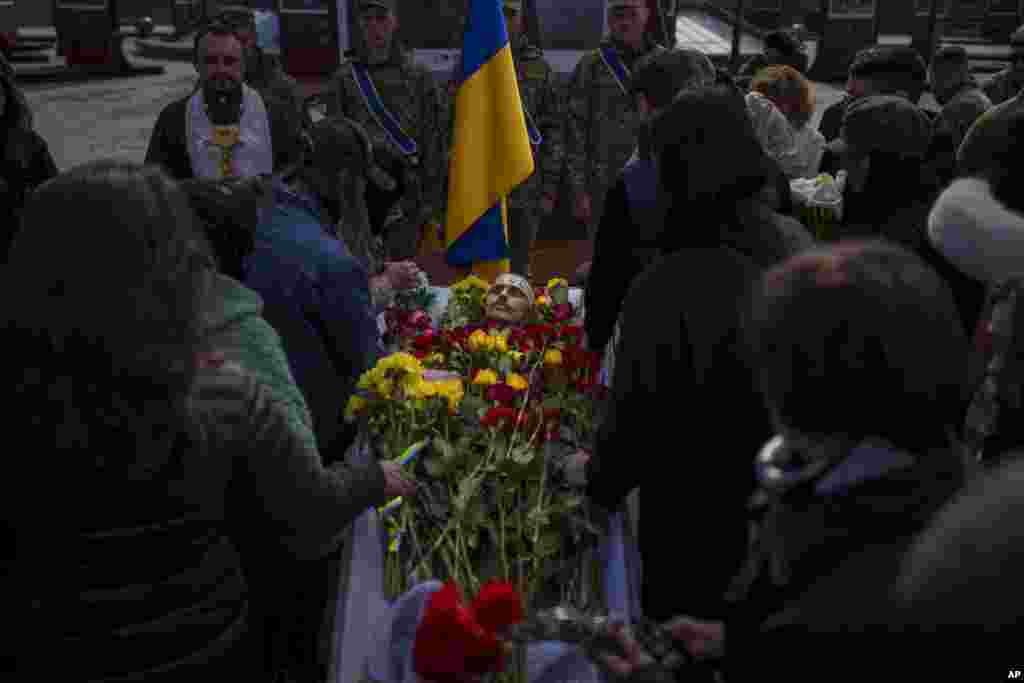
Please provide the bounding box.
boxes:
[4,0,1024,681]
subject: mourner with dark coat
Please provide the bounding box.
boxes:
[576,86,795,625]
[2,161,415,682]
[0,52,57,259]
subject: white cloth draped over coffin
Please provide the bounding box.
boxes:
[335,286,641,683]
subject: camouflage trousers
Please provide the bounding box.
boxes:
[381,204,422,261]
[507,206,539,279]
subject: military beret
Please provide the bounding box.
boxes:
[841,95,932,158]
[849,45,927,83]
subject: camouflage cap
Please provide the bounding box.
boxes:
[841,94,932,158]
[359,0,395,12]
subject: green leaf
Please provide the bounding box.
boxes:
[497,355,514,375]
[454,477,477,512]
[551,286,570,306]
[535,529,562,557]
[509,444,536,466]
[541,395,563,411]
[434,437,460,468]
[423,454,447,478]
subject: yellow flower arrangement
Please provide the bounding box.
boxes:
[468,329,492,352]
[473,368,499,386]
[544,349,563,366]
[506,373,529,391]
[344,395,368,421]
[451,275,491,294]
[547,277,569,290]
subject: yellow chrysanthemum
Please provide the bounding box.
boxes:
[452,275,491,293]
[473,368,499,386]
[405,377,438,400]
[374,377,395,397]
[506,373,529,391]
[544,349,563,366]
[344,395,368,421]
[547,277,569,290]
[468,329,490,352]
[376,351,423,375]
[492,333,508,353]
[425,353,446,365]
[536,295,550,306]
[435,378,465,411]
[507,350,525,363]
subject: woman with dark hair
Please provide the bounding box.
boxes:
[1,161,414,682]
[0,51,57,259]
[575,85,809,627]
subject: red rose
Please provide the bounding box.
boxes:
[485,383,520,404]
[413,330,436,350]
[409,310,432,330]
[481,406,516,429]
[553,303,573,322]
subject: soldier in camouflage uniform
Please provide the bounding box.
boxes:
[983,26,1024,106]
[501,0,563,278]
[928,46,991,185]
[327,0,446,261]
[565,0,666,240]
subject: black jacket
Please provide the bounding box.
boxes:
[0,128,58,260]
[586,244,775,622]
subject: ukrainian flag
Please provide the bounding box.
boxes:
[445,0,535,281]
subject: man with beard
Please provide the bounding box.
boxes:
[565,0,666,243]
[145,21,275,180]
[327,0,445,261]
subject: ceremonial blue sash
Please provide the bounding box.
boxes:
[599,44,630,96]
[523,105,542,147]
[351,61,420,165]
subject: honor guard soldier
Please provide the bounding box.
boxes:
[501,0,563,278]
[565,0,666,240]
[327,0,447,261]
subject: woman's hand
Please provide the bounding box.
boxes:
[665,617,725,661]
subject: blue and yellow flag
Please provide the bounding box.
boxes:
[445,0,535,282]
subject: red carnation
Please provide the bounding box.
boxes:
[413,583,502,683]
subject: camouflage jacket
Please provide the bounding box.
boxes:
[509,37,564,209]
[982,67,1024,107]
[958,93,1024,177]
[327,47,446,226]
[565,39,666,198]
[933,82,992,155]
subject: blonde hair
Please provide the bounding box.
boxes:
[751,65,815,129]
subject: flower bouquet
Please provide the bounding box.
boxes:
[345,276,608,632]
